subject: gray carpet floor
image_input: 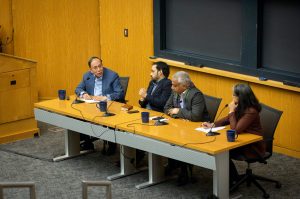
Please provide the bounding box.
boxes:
[0,122,299,199]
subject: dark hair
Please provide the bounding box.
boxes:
[155,62,170,78]
[88,56,102,67]
[233,84,261,120]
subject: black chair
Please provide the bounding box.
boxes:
[119,76,130,103]
[230,103,283,198]
[204,94,222,122]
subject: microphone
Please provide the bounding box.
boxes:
[102,100,115,117]
[206,104,228,136]
[152,113,165,121]
[72,97,84,104]
[154,113,168,126]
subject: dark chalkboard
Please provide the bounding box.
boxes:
[154,0,300,84]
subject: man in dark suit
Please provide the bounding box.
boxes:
[135,62,172,166]
[164,71,210,186]
[75,56,124,154]
[138,62,172,112]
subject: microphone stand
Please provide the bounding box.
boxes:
[103,111,115,117]
[206,104,228,136]
[72,97,84,104]
[103,101,115,117]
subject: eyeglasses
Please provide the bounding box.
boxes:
[91,65,103,70]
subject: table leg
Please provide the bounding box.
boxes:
[213,152,229,199]
[135,153,166,189]
[107,145,145,180]
[53,130,92,162]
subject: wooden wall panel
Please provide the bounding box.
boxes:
[11,0,101,99]
[0,0,14,54]
[99,0,299,158]
[99,0,153,104]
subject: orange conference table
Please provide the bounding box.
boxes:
[34,97,262,199]
[34,97,143,161]
[115,112,262,198]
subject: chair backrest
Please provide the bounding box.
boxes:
[260,103,283,155]
[204,94,222,122]
[119,77,130,101]
[0,182,36,199]
[82,180,112,199]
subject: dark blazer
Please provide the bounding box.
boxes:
[75,67,124,101]
[214,107,265,158]
[164,86,210,122]
[139,78,172,112]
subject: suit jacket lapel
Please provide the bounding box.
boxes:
[152,80,161,95]
[150,78,164,95]
[182,88,192,109]
[101,68,107,95]
[87,72,95,95]
[147,81,154,96]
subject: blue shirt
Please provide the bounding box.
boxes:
[94,76,103,96]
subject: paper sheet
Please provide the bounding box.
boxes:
[77,98,100,103]
[150,116,169,122]
[195,126,226,133]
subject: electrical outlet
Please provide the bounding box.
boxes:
[124,29,128,37]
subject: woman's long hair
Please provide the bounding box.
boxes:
[233,84,261,120]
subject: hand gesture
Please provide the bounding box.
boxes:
[167,108,179,115]
[93,95,107,101]
[228,100,238,113]
[201,122,214,128]
[82,93,92,100]
[139,88,147,98]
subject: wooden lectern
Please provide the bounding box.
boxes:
[0,53,39,144]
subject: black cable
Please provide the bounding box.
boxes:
[71,103,113,140]
[113,118,163,162]
[113,115,151,131]
[126,123,156,127]
[180,136,216,147]
[90,115,114,139]
[71,102,142,149]
[71,103,86,120]
[111,119,148,163]
[112,119,156,164]
[89,114,118,157]
[125,123,156,134]
[71,103,160,163]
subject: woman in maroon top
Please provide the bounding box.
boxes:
[202,83,264,185]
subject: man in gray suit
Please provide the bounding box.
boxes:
[164,71,209,122]
[164,71,210,186]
